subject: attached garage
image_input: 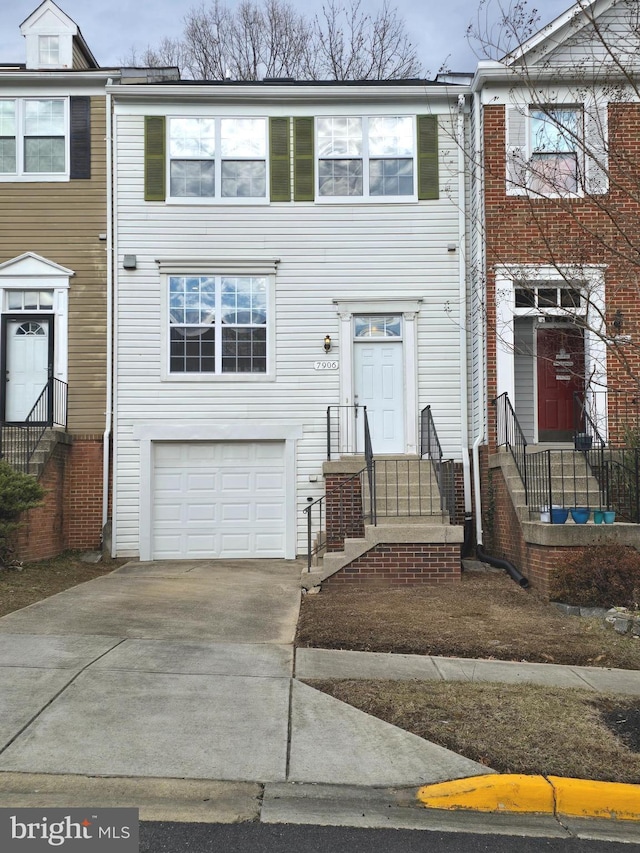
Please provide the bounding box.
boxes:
[151,441,287,559]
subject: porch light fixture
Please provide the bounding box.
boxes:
[324,334,332,352]
[613,310,624,332]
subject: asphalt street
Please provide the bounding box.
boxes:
[139,821,640,852]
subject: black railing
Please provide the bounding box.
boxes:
[493,392,528,499]
[0,378,68,473]
[304,466,373,571]
[420,405,456,518]
[601,449,640,522]
[573,391,606,450]
[326,404,367,460]
[372,457,451,519]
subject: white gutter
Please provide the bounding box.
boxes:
[457,93,472,514]
[102,80,114,545]
[470,81,487,543]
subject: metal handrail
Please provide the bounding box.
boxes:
[0,378,68,473]
[326,404,365,460]
[573,391,606,449]
[420,405,456,518]
[493,392,528,500]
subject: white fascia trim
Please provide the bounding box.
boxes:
[157,258,280,275]
[133,423,303,441]
[333,298,423,314]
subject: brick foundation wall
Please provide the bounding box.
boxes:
[14,435,104,563]
[323,543,461,588]
[324,473,364,551]
[66,436,103,550]
[15,442,68,562]
[485,463,602,596]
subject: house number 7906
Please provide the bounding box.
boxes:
[314,360,339,370]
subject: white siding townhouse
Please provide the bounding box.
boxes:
[109,78,472,565]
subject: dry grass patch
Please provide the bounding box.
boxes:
[296,572,640,669]
[0,551,126,617]
[306,680,640,784]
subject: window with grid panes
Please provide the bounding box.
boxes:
[168,275,268,374]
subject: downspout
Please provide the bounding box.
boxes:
[468,85,528,587]
[102,80,114,550]
[457,93,473,528]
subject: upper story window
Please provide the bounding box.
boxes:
[38,35,60,66]
[0,98,69,179]
[168,117,267,201]
[529,108,581,196]
[0,97,90,182]
[168,275,268,374]
[145,114,438,203]
[317,116,414,200]
[506,101,607,197]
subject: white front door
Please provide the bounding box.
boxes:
[4,319,51,421]
[354,340,404,454]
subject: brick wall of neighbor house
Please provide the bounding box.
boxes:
[15,443,69,562]
[66,437,103,550]
[13,436,103,563]
[484,103,640,449]
[322,543,461,588]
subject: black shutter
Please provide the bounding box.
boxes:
[144,116,166,201]
[69,96,91,180]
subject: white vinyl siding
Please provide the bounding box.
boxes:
[514,318,535,443]
[113,106,464,558]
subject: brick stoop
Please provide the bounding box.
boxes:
[302,517,464,589]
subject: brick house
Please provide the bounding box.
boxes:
[469,0,640,591]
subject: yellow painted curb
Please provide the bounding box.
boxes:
[549,776,640,821]
[416,774,554,814]
[417,775,640,821]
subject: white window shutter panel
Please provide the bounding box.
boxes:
[584,98,608,195]
[505,106,528,196]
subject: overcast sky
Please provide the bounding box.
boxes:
[0,0,573,75]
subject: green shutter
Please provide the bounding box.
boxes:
[69,96,91,179]
[294,117,314,202]
[270,117,290,202]
[144,116,166,201]
[417,115,439,200]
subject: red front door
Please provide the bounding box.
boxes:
[537,326,584,442]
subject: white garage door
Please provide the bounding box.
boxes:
[152,441,286,559]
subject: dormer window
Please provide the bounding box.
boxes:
[38,35,60,66]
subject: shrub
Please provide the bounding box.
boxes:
[0,461,45,563]
[549,544,640,609]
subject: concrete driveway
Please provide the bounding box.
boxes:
[0,558,487,787]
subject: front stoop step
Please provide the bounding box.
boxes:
[301,517,463,589]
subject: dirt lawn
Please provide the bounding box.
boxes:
[296,571,640,669]
[296,570,640,782]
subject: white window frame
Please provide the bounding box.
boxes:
[528,106,583,197]
[158,258,277,381]
[315,115,417,203]
[167,116,269,205]
[0,97,69,182]
[38,35,60,67]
